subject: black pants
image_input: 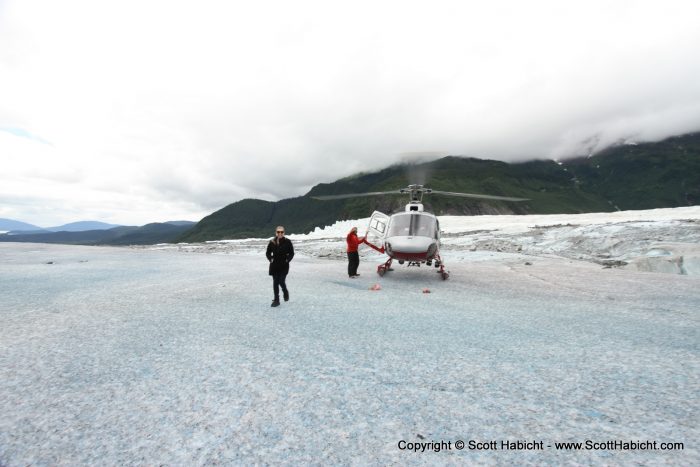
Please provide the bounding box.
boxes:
[347,251,359,276]
[272,273,288,300]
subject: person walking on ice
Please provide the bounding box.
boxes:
[266,225,294,307]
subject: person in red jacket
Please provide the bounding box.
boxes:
[346,226,365,278]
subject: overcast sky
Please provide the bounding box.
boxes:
[1,0,699,226]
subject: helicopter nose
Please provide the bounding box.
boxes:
[386,236,434,254]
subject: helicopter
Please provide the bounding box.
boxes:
[313,185,529,280]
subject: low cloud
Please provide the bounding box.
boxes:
[1,0,699,225]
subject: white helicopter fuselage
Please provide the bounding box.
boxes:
[366,204,441,262]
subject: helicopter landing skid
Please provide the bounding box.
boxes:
[377,258,393,277]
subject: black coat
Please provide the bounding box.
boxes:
[266,236,294,275]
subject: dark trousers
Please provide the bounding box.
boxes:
[272,273,288,300]
[347,251,359,276]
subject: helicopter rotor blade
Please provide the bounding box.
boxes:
[311,190,403,200]
[430,190,530,202]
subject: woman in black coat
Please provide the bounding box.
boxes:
[266,225,294,307]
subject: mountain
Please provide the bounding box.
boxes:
[179,132,700,242]
[563,133,700,210]
[0,218,44,232]
[0,222,193,246]
[105,222,195,245]
[3,133,698,245]
[47,221,122,232]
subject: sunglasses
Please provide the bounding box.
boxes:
[276,230,284,234]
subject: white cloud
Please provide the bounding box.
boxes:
[1,0,699,226]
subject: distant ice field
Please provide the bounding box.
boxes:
[160,206,700,276]
[1,239,698,465]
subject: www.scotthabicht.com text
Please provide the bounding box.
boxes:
[397,439,684,453]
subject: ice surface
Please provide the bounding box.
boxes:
[1,226,699,465]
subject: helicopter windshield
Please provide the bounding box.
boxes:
[387,213,437,238]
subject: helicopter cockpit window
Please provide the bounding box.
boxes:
[387,214,436,238]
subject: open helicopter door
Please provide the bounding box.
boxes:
[364,211,389,253]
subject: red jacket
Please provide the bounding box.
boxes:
[346,231,365,253]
